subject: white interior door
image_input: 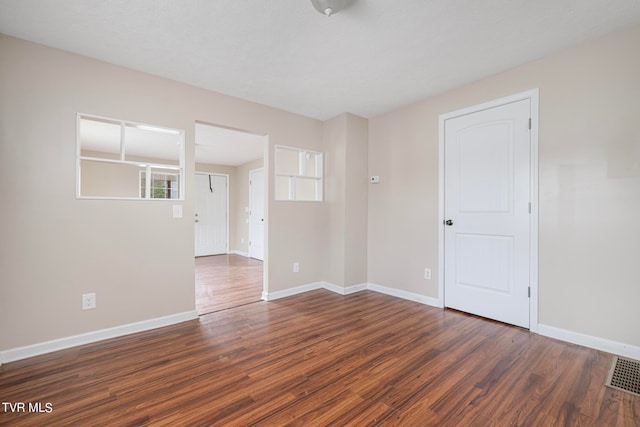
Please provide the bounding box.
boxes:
[444,99,531,328]
[195,173,228,256]
[249,168,264,261]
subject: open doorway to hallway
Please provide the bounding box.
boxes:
[195,254,263,314]
[194,122,267,315]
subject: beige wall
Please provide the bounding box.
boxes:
[3,24,639,355]
[0,34,324,351]
[368,25,640,346]
[323,113,368,287]
[323,114,346,286]
[80,160,142,198]
[344,114,369,286]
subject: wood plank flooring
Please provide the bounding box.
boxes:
[1,290,639,426]
[195,254,263,315]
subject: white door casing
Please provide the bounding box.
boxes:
[249,168,265,261]
[195,173,228,256]
[439,90,539,330]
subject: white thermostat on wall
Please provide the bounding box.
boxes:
[370,176,380,184]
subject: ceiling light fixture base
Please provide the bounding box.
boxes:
[310,0,347,17]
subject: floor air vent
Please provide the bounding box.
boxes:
[606,356,640,396]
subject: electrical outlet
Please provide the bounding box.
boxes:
[424,268,432,280]
[82,293,96,310]
[293,262,300,273]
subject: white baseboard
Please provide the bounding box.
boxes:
[366,283,443,308]
[322,281,368,295]
[538,324,640,360]
[262,282,324,301]
[12,286,637,367]
[228,250,249,257]
[262,281,368,301]
[0,311,198,364]
[262,281,441,309]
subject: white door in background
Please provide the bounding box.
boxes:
[249,168,265,261]
[195,173,228,256]
[444,99,531,328]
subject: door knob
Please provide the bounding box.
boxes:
[444,219,454,226]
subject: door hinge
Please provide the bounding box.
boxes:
[528,118,532,130]
[528,287,531,298]
[528,202,531,214]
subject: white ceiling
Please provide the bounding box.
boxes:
[1,0,640,122]
[195,123,266,166]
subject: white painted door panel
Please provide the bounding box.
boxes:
[195,174,227,256]
[444,99,530,328]
[249,169,264,261]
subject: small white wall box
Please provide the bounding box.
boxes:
[370,176,380,184]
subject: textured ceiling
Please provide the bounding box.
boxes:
[1,0,640,120]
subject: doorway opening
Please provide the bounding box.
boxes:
[194,121,268,315]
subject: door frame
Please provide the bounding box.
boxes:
[437,89,539,332]
[248,167,265,261]
[194,171,229,256]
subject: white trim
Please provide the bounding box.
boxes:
[77,113,186,201]
[367,283,443,308]
[538,324,640,360]
[261,281,441,308]
[438,88,539,331]
[228,250,249,257]
[261,282,368,301]
[528,90,540,333]
[248,168,265,261]
[0,311,198,364]
[263,280,640,360]
[322,282,368,295]
[262,282,323,301]
[274,145,324,202]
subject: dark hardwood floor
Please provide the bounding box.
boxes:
[195,254,263,315]
[1,290,638,426]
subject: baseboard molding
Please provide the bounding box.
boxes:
[366,283,443,308]
[538,324,640,360]
[228,250,249,257]
[262,280,441,309]
[262,282,324,301]
[322,281,368,295]
[262,281,369,301]
[0,311,198,365]
[8,287,636,369]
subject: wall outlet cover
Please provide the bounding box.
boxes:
[82,293,96,310]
